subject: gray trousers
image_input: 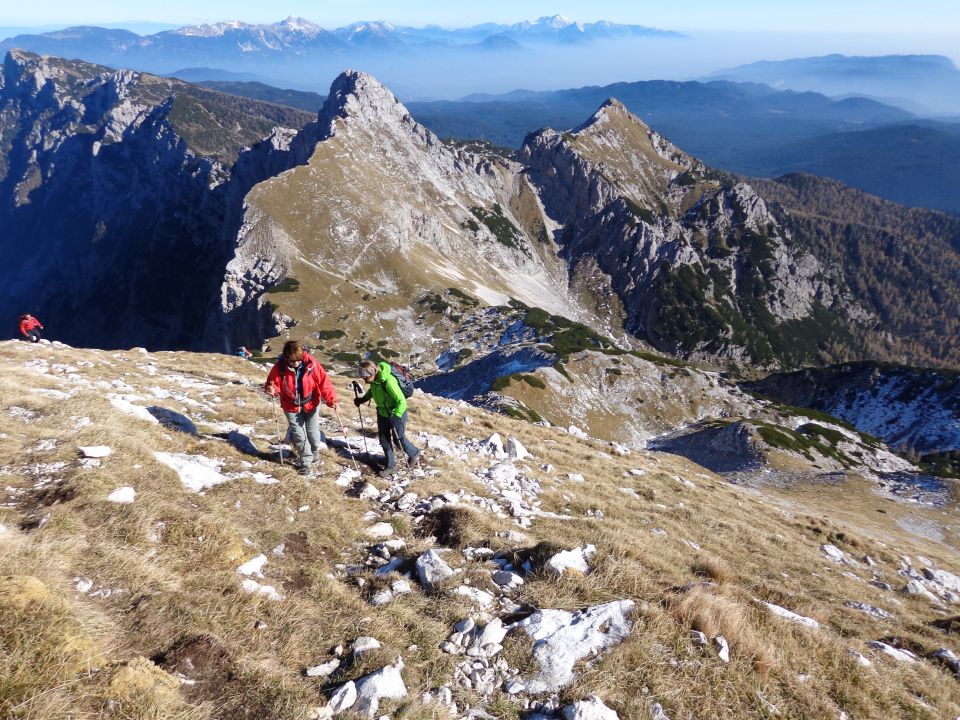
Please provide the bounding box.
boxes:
[284,407,323,467]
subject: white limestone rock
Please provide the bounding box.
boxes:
[756,600,819,628]
[79,445,112,458]
[713,635,730,663]
[365,523,395,539]
[547,544,596,576]
[507,438,530,460]
[306,658,341,679]
[352,636,382,659]
[328,680,357,714]
[562,695,619,720]
[416,549,455,590]
[867,641,917,663]
[508,600,634,692]
[352,658,407,718]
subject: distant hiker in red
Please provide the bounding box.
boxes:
[264,340,339,476]
[236,346,252,359]
[19,314,43,343]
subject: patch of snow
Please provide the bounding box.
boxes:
[106,486,136,504]
[240,578,284,601]
[237,554,268,577]
[79,446,112,459]
[154,452,230,492]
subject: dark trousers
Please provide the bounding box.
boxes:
[24,331,40,343]
[376,411,419,469]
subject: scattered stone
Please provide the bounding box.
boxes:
[714,635,730,663]
[648,702,671,720]
[337,469,362,487]
[821,544,849,564]
[453,585,496,608]
[415,550,455,590]
[239,579,283,602]
[546,545,596,576]
[352,658,407,718]
[365,523,394,539]
[690,630,709,648]
[492,570,525,590]
[306,659,341,679]
[352,636,382,659]
[902,580,940,603]
[74,576,93,593]
[106,486,136,504]
[562,695,619,720]
[867,641,917,663]
[358,483,380,500]
[843,601,894,619]
[922,566,960,594]
[507,438,530,461]
[847,649,872,667]
[371,590,394,607]
[78,445,112,459]
[931,647,960,678]
[391,580,411,595]
[236,554,268,577]
[484,433,505,456]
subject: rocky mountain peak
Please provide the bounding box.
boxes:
[321,69,419,138]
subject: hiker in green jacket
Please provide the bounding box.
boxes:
[355,359,421,477]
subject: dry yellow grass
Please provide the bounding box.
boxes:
[0,340,958,719]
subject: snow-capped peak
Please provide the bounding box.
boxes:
[536,15,576,29]
[173,20,248,37]
[277,16,322,34]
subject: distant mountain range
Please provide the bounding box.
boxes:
[0,16,680,72]
[709,54,960,116]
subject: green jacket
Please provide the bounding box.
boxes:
[361,361,407,417]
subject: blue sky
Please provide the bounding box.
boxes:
[1,0,958,34]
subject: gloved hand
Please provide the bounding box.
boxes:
[354,397,365,407]
[329,400,340,411]
[389,415,403,431]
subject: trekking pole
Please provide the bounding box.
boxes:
[351,381,370,456]
[269,393,284,466]
[333,407,361,472]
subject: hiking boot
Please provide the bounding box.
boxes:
[377,465,398,479]
[297,464,314,477]
[407,453,421,469]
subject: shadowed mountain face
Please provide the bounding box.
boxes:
[0,50,314,349]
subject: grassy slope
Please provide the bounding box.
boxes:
[0,340,958,719]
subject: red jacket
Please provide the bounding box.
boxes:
[264,352,337,413]
[19,317,42,336]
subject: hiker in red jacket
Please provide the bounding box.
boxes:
[264,340,339,476]
[19,314,43,343]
